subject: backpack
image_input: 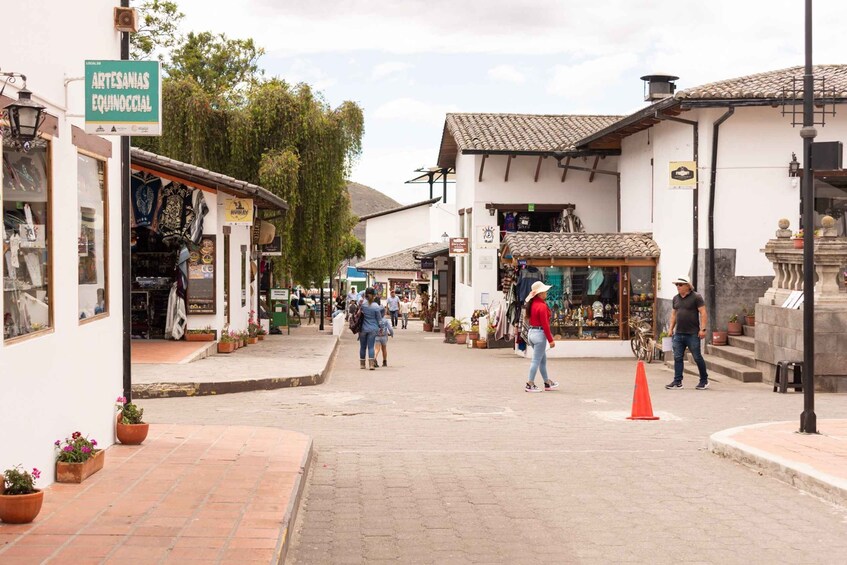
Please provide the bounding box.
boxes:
[349,308,363,334]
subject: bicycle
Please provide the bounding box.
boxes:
[628,316,654,363]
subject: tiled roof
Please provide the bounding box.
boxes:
[437,113,623,169]
[677,64,847,100]
[356,242,448,271]
[131,148,288,211]
[502,232,660,259]
[358,197,442,221]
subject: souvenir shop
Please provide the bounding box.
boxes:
[497,232,660,357]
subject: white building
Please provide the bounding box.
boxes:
[2,1,124,481]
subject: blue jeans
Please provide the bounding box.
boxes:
[526,328,550,384]
[673,332,708,382]
[390,310,398,327]
[359,331,377,359]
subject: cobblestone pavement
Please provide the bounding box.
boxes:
[143,322,847,564]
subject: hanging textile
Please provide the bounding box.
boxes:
[187,189,209,244]
[154,183,195,243]
[503,212,517,232]
[165,246,190,340]
[130,172,164,228]
[560,206,585,233]
[516,266,544,303]
[516,213,532,231]
[587,266,605,295]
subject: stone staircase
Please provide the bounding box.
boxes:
[665,325,763,383]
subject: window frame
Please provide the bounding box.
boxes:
[77,149,110,325]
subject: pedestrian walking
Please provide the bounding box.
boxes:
[523,281,559,392]
[358,288,384,370]
[399,298,410,329]
[665,275,709,390]
[386,290,400,328]
[375,314,394,366]
[306,296,316,325]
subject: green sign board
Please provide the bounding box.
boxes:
[527,203,535,212]
[84,60,161,136]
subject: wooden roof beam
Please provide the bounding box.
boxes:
[504,154,514,182]
[534,155,547,182]
[588,155,600,183]
[560,156,571,183]
[478,153,488,182]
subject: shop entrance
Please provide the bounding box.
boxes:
[130,227,179,339]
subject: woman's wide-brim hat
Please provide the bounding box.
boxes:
[525,280,553,302]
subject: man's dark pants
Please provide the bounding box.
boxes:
[672,332,708,383]
[390,310,398,327]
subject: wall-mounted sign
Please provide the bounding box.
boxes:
[669,161,697,189]
[262,236,282,257]
[187,235,216,314]
[271,288,290,301]
[479,256,494,270]
[477,225,499,249]
[449,237,469,257]
[527,203,536,212]
[420,257,435,270]
[223,198,254,226]
[84,60,161,136]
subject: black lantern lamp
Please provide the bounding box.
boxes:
[788,152,801,177]
[1,73,46,150]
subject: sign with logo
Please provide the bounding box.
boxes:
[187,235,216,314]
[420,257,435,270]
[669,161,697,189]
[527,203,535,212]
[477,225,499,249]
[223,198,254,226]
[449,237,469,257]
[84,60,161,135]
[262,236,282,257]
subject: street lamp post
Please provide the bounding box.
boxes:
[799,0,817,434]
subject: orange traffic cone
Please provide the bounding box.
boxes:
[627,360,659,421]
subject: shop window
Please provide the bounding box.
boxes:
[77,153,108,322]
[3,145,51,340]
[543,266,621,340]
[458,213,465,284]
[467,210,473,285]
[241,244,247,307]
[628,266,656,328]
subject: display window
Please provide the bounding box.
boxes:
[3,145,52,341]
[542,266,621,340]
[77,153,108,322]
[627,266,655,328]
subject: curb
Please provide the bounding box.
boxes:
[132,336,340,398]
[709,421,847,507]
[275,437,314,565]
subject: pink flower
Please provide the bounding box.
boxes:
[63,445,74,452]
[32,468,41,480]
[116,396,127,403]
[81,446,91,454]
[72,432,81,439]
[54,440,61,447]
[90,439,98,446]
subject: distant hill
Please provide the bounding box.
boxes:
[347,181,400,245]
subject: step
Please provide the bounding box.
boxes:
[664,353,763,383]
[727,334,755,352]
[743,325,756,338]
[706,344,757,369]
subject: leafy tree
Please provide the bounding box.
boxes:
[130,0,185,61]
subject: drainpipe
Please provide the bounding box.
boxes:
[707,107,735,335]
[661,115,699,290]
[121,0,132,402]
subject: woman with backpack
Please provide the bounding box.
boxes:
[356,288,384,370]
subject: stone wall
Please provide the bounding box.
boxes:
[755,304,847,392]
[698,248,772,332]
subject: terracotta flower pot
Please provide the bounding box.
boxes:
[793,238,803,249]
[0,490,44,524]
[56,449,105,484]
[455,334,467,344]
[218,342,236,354]
[185,332,215,342]
[727,322,743,336]
[712,331,728,346]
[475,340,487,349]
[745,316,755,326]
[258,335,265,341]
[247,336,259,345]
[423,323,433,332]
[116,421,149,445]
[468,332,480,341]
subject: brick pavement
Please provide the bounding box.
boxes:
[142,321,847,564]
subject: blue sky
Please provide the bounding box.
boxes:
[176,0,847,204]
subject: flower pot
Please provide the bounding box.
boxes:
[56,449,105,484]
[0,490,44,524]
[455,334,467,345]
[727,322,743,336]
[423,323,433,332]
[116,421,149,445]
[744,316,755,326]
[185,332,215,342]
[468,332,480,341]
[247,336,259,345]
[258,335,265,341]
[218,342,236,354]
[475,340,487,349]
[793,238,803,249]
[712,331,728,346]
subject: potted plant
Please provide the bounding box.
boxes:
[712,329,728,346]
[447,318,468,344]
[241,331,250,347]
[742,305,755,326]
[468,324,480,341]
[115,396,149,445]
[0,466,43,524]
[793,229,820,248]
[55,432,104,483]
[185,326,215,342]
[420,301,436,332]
[218,332,236,353]
[727,313,743,336]
[257,326,267,341]
[247,312,261,344]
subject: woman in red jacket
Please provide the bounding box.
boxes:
[524,281,559,392]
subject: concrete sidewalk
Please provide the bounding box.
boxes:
[710,419,847,506]
[132,325,340,398]
[0,424,312,565]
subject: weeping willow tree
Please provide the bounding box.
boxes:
[134,77,364,285]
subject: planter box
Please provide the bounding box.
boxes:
[258,334,265,341]
[487,338,514,349]
[185,332,215,342]
[56,449,105,484]
[218,342,236,353]
[247,336,259,345]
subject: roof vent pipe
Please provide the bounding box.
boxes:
[640,73,679,102]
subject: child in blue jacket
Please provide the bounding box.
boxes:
[375,315,394,367]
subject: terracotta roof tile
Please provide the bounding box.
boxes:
[677,64,847,100]
[503,232,660,259]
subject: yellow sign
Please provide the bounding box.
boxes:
[223,198,254,226]
[669,161,697,189]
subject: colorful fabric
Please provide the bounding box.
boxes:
[130,172,163,228]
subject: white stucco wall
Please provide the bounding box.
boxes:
[365,205,431,259]
[1,1,122,485]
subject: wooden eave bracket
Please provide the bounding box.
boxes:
[504,154,514,182]
[560,156,571,183]
[588,155,600,183]
[478,154,489,182]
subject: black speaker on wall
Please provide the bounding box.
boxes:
[810,141,843,171]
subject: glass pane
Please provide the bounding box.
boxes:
[544,266,621,340]
[629,266,655,326]
[78,154,108,320]
[3,146,51,339]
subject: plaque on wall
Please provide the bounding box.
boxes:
[187,235,216,314]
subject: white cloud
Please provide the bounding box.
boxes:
[548,53,638,102]
[372,98,459,126]
[488,64,526,84]
[372,62,413,81]
[280,59,336,91]
[350,145,439,205]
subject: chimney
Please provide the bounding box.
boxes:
[640,73,679,102]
